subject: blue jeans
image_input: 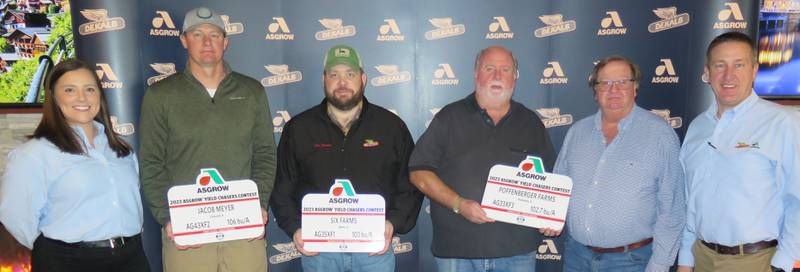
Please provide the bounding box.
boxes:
[435,251,536,272]
[301,249,395,272]
[563,235,651,272]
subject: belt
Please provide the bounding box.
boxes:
[44,234,141,249]
[588,238,653,253]
[701,239,778,255]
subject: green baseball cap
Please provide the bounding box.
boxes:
[323,45,363,72]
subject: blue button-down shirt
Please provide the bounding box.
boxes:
[0,121,143,249]
[555,106,685,272]
[679,92,800,271]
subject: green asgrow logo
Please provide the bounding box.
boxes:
[329,179,355,197]
[196,168,225,186]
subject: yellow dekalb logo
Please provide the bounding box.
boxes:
[650,109,683,129]
[534,14,576,38]
[371,65,412,87]
[221,15,244,35]
[261,65,302,87]
[315,18,357,41]
[425,17,466,40]
[648,7,690,33]
[78,9,126,35]
[535,108,573,128]
[147,63,176,86]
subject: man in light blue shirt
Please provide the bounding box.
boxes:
[677,32,800,272]
[547,55,685,272]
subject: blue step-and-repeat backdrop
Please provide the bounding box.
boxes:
[68,1,758,271]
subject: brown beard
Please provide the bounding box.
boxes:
[326,87,364,111]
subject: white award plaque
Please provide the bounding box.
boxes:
[168,168,263,246]
[301,179,386,253]
[481,156,572,230]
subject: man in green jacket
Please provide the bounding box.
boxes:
[138,6,276,272]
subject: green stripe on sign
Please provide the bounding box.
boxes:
[532,157,544,174]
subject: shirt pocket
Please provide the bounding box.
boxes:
[617,159,658,196]
[362,139,396,183]
[718,148,777,193]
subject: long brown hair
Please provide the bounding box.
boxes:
[30,59,132,157]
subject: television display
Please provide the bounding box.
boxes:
[755,0,800,98]
[0,1,72,108]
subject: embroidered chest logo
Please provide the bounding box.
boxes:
[314,143,333,149]
[735,142,760,149]
[363,139,380,148]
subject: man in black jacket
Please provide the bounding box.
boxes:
[270,44,423,272]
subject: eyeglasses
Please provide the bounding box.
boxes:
[594,79,635,91]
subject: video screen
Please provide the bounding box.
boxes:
[0,1,73,106]
[755,0,800,98]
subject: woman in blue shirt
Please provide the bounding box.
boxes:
[0,59,149,271]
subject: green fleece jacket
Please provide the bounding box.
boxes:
[138,62,276,226]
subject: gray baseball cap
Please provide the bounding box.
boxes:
[182,7,225,34]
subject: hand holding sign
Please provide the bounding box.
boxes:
[480,156,573,230]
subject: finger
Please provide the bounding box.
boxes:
[369,243,390,256]
[293,241,310,256]
[476,213,495,222]
[468,217,486,224]
[373,240,389,255]
[261,208,269,225]
[165,222,175,240]
[297,246,318,256]
[472,205,495,222]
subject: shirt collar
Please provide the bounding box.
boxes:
[464,92,518,118]
[183,60,233,87]
[704,90,759,121]
[593,105,641,132]
[465,92,481,113]
[318,97,372,122]
[70,120,107,149]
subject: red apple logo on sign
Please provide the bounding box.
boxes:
[199,176,212,186]
[521,162,534,172]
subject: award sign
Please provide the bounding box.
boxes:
[481,156,573,230]
[301,179,386,252]
[167,168,263,246]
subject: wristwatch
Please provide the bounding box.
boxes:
[452,196,463,214]
[771,265,785,272]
